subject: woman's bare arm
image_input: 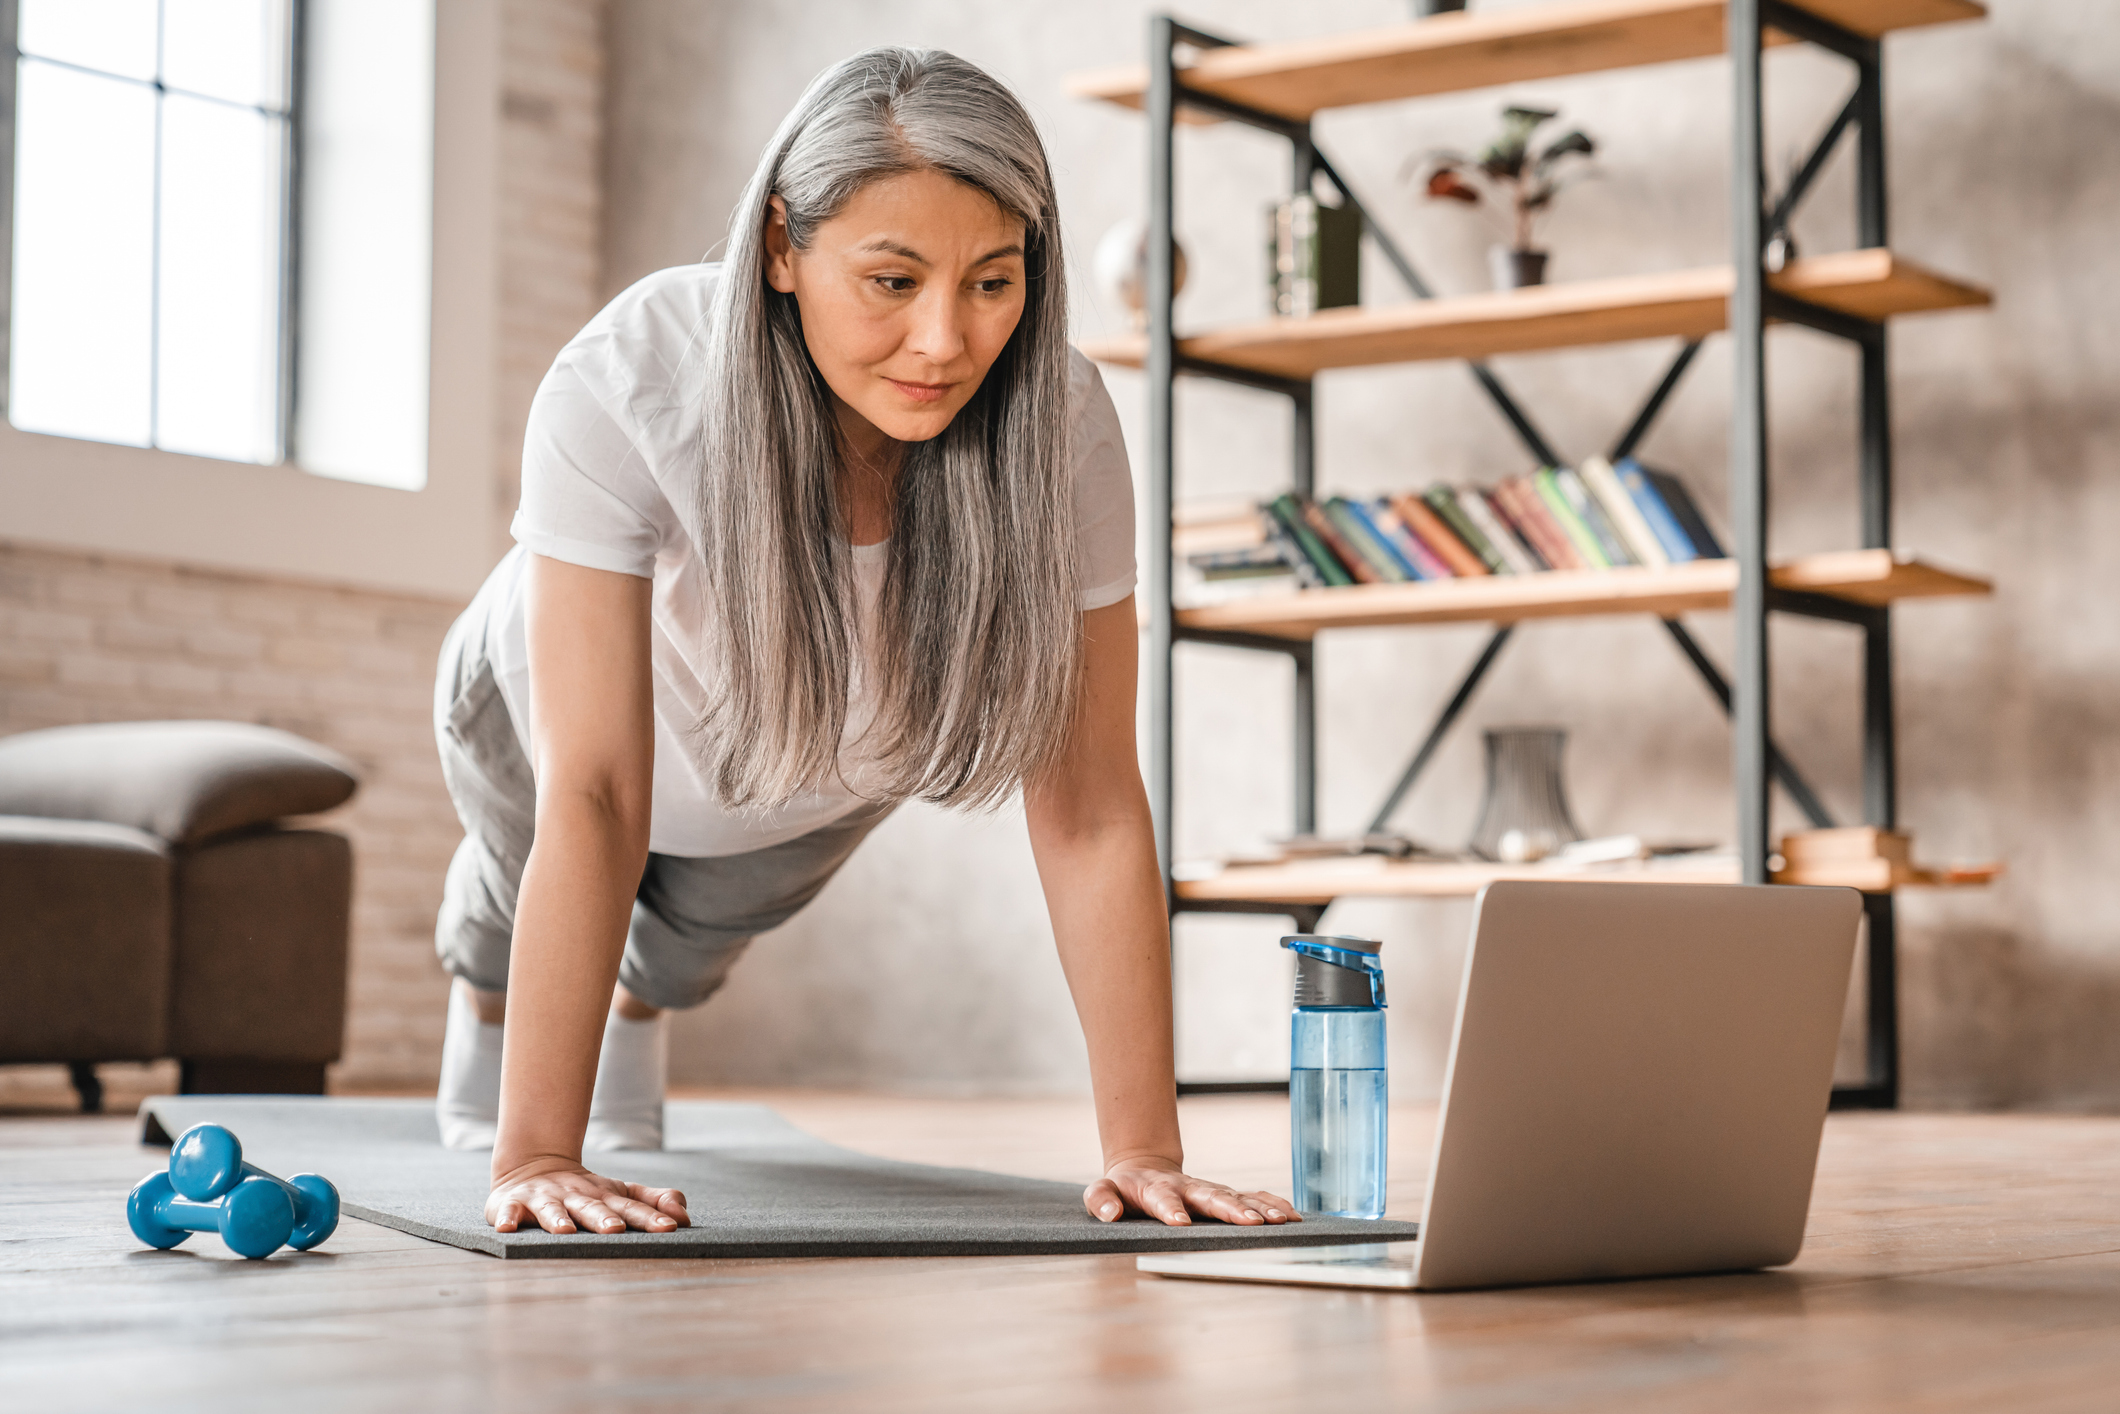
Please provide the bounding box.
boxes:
[1024,596,1296,1227]
[484,553,687,1235]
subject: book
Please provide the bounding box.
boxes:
[1173,500,1270,557]
[1339,498,1428,581]
[1393,493,1488,577]
[1613,458,1699,563]
[1185,545,1288,574]
[1197,564,1294,584]
[1324,498,1410,582]
[1258,502,1328,589]
[1494,477,1580,570]
[1555,466,1638,566]
[1780,827,1912,864]
[1457,485,1543,575]
[1639,466,1728,559]
[1578,456,1670,568]
[1424,485,1513,575]
[1367,499,1452,580]
[1267,495,1353,587]
[1267,194,1361,318]
[1482,482,1559,571]
[1299,497,1381,583]
[1533,468,1611,568]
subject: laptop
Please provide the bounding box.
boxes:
[1140,879,1862,1291]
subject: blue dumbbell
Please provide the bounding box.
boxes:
[128,1171,295,1259]
[164,1123,341,1251]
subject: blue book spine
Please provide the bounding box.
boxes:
[1342,497,1427,581]
[1615,458,1699,564]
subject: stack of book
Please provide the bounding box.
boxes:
[1181,457,1727,595]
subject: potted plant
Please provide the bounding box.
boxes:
[1416,105,1596,290]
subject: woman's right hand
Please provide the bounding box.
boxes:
[486,1155,691,1234]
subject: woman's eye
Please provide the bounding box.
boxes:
[977,277,1014,295]
[875,276,916,293]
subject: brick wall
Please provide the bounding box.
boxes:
[0,0,608,1095]
[495,0,609,562]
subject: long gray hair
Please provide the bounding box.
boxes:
[693,47,1081,811]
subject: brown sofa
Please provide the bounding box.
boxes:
[0,721,360,1109]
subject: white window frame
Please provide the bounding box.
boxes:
[0,0,500,600]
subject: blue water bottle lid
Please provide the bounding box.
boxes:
[1281,933,1386,1007]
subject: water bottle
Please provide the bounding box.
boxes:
[1282,933,1388,1219]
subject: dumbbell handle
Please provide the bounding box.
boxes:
[152,1190,232,1235]
[237,1161,296,1200]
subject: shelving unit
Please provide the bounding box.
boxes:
[1070,0,1992,1107]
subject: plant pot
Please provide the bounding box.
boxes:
[1488,246,1548,291]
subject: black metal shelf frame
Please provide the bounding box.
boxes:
[1141,4,1904,1107]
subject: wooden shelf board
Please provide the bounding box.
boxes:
[1175,549,1989,640]
[1067,0,1985,120]
[1077,250,1988,380]
[1177,854,1998,904]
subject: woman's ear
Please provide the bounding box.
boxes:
[763,195,797,294]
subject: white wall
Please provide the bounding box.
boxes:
[614,0,2116,1107]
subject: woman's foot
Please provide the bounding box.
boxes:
[585,1005,667,1152]
[435,980,504,1150]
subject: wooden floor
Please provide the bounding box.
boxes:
[6,1083,2120,1414]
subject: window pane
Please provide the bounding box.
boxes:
[17,0,160,81]
[8,60,155,447]
[296,0,433,490]
[156,95,285,465]
[163,0,292,110]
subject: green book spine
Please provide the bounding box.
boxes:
[1257,501,1327,588]
[1324,498,1409,582]
[1269,495,1354,587]
[1556,467,1638,567]
[1423,485,1511,575]
[1533,469,1611,569]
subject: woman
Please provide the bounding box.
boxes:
[431,47,1298,1237]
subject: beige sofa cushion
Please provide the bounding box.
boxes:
[0,721,359,845]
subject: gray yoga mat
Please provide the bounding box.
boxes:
[138,1096,1420,1259]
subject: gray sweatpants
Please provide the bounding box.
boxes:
[431,559,893,1011]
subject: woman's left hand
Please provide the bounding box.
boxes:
[1084,1155,1301,1227]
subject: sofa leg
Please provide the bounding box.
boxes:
[178,1060,329,1096]
[67,1062,104,1114]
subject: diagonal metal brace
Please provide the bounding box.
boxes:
[1308,152,1563,469]
[1659,618,1836,830]
[1768,88,1861,239]
[1149,63,1567,469]
[1366,625,1515,834]
[1610,339,1704,462]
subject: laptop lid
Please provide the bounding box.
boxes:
[1411,880,1861,1291]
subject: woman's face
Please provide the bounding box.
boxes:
[765,168,1029,446]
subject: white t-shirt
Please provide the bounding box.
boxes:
[491,262,1137,857]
